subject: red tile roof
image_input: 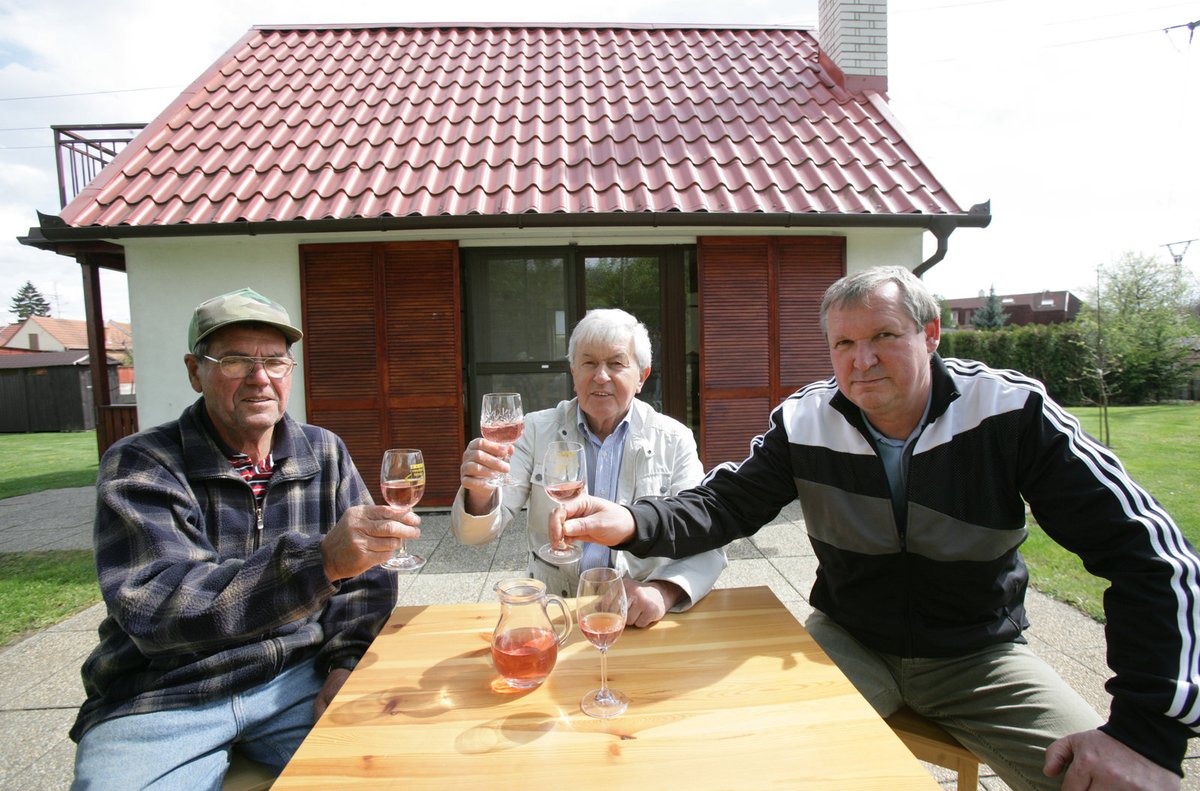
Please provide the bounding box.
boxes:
[57,24,978,231]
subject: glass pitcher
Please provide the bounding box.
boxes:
[492,578,573,689]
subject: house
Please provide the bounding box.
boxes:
[946,290,1083,328]
[18,2,990,505]
[2,315,133,357]
[2,315,136,400]
[0,351,120,432]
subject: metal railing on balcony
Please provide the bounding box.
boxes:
[53,123,146,209]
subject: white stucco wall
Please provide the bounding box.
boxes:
[123,236,306,429]
[120,225,927,431]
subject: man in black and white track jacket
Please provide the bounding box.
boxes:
[557,266,1199,791]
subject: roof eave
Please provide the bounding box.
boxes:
[21,205,993,253]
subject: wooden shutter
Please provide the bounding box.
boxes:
[697,236,844,469]
[301,241,464,506]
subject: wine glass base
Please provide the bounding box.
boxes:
[382,554,426,572]
[534,542,581,565]
[581,688,628,718]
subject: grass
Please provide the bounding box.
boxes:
[1022,403,1200,622]
[0,431,103,648]
[0,551,100,648]
[0,431,100,500]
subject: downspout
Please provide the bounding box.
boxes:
[914,201,992,277]
[914,217,955,277]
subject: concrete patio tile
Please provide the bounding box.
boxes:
[749,520,813,558]
[396,571,489,607]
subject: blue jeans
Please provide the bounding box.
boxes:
[71,658,323,790]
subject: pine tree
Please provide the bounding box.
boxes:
[9,281,52,320]
[971,285,1008,330]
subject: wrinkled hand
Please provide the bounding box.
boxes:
[556,496,636,548]
[313,667,351,720]
[1044,728,1180,790]
[624,579,683,627]
[460,438,512,514]
[320,504,421,581]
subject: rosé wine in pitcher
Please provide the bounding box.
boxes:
[492,627,559,688]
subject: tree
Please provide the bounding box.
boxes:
[9,281,52,320]
[1075,252,1200,404]
[971,285,1008,330]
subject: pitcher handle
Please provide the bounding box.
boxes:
[542,594,573,646]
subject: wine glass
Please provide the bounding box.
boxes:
[535,441,585,565]
[379,448,426,571]
[480,393,524,486]
[576,566,629,718]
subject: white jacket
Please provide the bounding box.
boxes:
[451,398,727,603]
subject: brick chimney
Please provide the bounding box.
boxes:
[818,0,888,95]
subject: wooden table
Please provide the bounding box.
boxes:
[273,586,938,789]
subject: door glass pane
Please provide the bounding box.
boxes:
[474,372,570,416]
[469,254,569,363]
[583,256,663,412]
[465,251,574,433]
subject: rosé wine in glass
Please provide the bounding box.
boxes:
[480,393,524,486]
[381,480,425,509]
[544,480,585,502]
[580,611,625,650]
[535,441,585,566]
[576,567,629,718]
[379,449,426,571]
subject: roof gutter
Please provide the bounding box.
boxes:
[20,203,992,253]
[914,201,991,277]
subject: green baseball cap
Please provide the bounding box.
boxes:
[187,288,303,350]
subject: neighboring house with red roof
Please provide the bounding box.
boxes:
[18,1,990,503]
[946,290,1084,329]
[2,315,133,356]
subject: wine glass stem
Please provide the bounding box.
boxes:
[598,648,610,695]
[394,507,410,558]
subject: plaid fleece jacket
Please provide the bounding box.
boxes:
[71,399,396,741]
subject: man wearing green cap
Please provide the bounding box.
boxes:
[70,288,418,789]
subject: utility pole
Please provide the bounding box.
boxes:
[1164,239,1195,268]
[1095,266,1110,447]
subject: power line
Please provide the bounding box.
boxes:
[0,84,181,102]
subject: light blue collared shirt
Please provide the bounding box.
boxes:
[575,409,635,570]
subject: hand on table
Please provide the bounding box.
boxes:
[314,668,351,720]
[1044,728,1180,790]
[320,504,421,581]
[623,579,684,627]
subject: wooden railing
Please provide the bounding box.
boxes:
[97,404,138,457]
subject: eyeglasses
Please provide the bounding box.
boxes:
[202,355,295,379]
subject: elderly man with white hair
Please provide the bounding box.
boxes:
[452,308,726,626]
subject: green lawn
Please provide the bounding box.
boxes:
[0,431,100,500]
[1023,403,1200,621]
[0,551,100,647]
[0,432,102,647]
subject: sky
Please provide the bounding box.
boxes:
[1,0,1197,324]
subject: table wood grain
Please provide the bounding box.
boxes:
[272,585,938,789]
